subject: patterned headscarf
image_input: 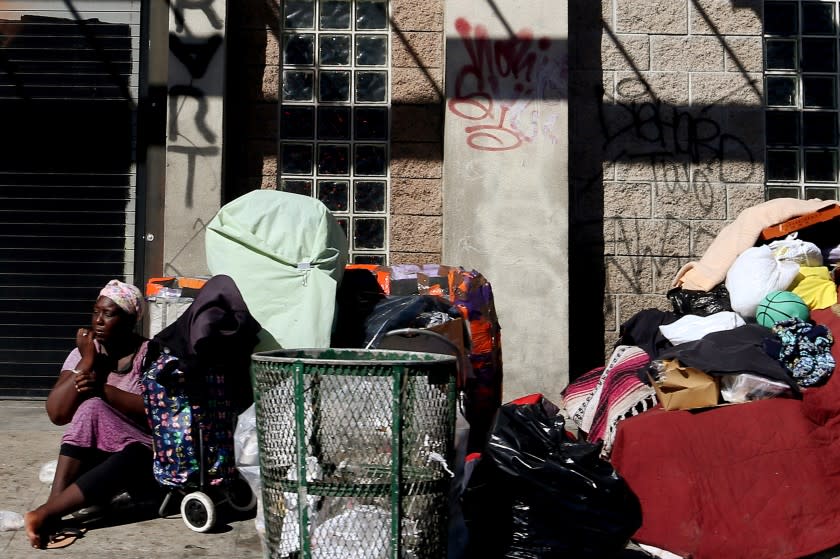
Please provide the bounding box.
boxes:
[99,279,144,319]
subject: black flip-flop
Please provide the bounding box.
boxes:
[45,527,87,549]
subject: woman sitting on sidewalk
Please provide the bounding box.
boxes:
[24,280,157,549]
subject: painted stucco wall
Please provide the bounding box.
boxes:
[162,0,227,276]
[567,0,765,373]
[443,0,570,401]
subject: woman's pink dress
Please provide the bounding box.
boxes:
[59,341,152,452]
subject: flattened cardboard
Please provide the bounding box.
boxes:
[649,360,720,411]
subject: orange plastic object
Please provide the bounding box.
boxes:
[178,277,207,290]
[145,276,208,297]
[345,264,379,272]
[469,319,495,354]
[346,264,391,294]
[145,277,176,297]
[759,204,840,241]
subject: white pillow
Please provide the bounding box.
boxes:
[725,245,800,317]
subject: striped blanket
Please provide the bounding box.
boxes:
[561,345,656,457]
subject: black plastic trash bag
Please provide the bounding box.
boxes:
[362,294,461,348]
[667,283,732,316]
[462,394,642,559]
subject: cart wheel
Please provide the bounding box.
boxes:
[181,491,216,533]
[226,477,257,512]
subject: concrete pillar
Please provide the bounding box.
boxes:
[162,0,227,276]
[443,0,569,401]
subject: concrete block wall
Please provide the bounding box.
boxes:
[389,0,445,264]
[569,0,766,372]
[224,0,446,265]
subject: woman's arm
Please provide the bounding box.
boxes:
[99,384,147,425]
[47,328,149,426]
[45,328,98,425]
[45,370,85,425]
[46,363,147,426]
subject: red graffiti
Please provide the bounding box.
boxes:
[449,17,554,152]
[464,105,523,151]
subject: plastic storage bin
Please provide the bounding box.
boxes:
[251,348,457,559]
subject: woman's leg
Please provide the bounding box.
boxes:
[48,443,99,497]
[73,443,155,505]
[23,485,86,548]
[24,444,101,548]
[24,443,153,549]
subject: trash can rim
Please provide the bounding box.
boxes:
[251,347,457,367]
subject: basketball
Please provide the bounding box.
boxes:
[755,290,810,328]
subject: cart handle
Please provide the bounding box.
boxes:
[381,327,468,389]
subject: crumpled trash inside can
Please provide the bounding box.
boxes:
[312,505,390,559]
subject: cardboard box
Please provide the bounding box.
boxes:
[648,360,720,411]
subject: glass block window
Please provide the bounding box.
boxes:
[280,0,390,264]
[765,1,840,200]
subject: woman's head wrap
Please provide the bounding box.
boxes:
[99,279,144,318]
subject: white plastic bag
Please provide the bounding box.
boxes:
[312,505,391,559]
[234,405,267,557]
[234,404,260,468]
[39,460,57,484]
[0,511,24,531]
[721,373,792,403]
[770,233,823,267]
[278,457,324,557]
[725,246,800,317]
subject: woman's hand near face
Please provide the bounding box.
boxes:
[71,328,101,396]
[76,328,96,362]
[48,287,143,426]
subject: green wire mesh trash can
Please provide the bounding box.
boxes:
[251,348,458,559]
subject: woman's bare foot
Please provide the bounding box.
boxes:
[24,509,47,549]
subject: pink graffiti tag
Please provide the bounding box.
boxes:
[463,105,523,151]
[448,17,552,152]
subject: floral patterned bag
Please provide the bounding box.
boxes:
[141,349,235,488]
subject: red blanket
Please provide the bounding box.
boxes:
[611,303,840,559]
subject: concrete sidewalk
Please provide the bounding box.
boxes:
[6,398,840,559]
[0,400,263,559]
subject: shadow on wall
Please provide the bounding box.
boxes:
[568,0,606,376]
[223,0,765,378]
[224,0,275,201]
[442,0,763,376]
[567,0,766,376]
[224,0,454,201]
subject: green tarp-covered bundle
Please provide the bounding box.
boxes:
[205,190,348,351]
